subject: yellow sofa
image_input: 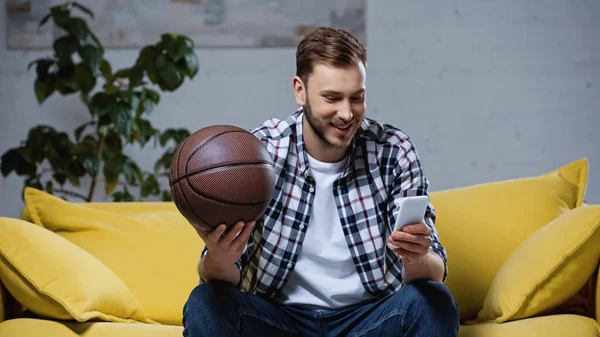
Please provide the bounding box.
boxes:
[0,157,599,337]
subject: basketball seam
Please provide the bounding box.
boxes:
[173,136,212,227]
[172,161,273,185]
[177,180,214,229]
[187,129,252,167]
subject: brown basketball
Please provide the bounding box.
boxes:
[169,125,275,232]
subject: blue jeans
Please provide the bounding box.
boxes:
[182,279,459,337]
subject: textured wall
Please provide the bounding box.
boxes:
[0,0,598,218]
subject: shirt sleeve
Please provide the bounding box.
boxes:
[391,139,448,283]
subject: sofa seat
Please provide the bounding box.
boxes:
[0,314,598,337]
[0,318,184,337]
[459,314,600,337]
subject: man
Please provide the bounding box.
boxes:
[183,27,460,337]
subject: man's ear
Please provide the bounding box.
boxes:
[292,76,306,106]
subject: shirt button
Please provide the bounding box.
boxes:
[287,263,293,269]
[309,187,315,193]
[299,224,305,230]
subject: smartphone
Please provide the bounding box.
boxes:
[389,195,429,248]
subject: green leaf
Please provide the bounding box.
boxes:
[159,128,190,146]
[33,58,55,81]
[160,34,187,62]
[76,134,98,154]
[83,156,99,176]
[65,17,91,45]
[1,148,21,176]
[105,177,118,196]
[182,49,199,78]
[161,190,172,202]
[55,63,78,94]
[113,68,132,79]
[71,2,94,19]
[102,131,123,157]
[154,150,174,173]
[141,174,160,198]
[53,172,67,185]
[131,118,158,146]
[53,36,78,65]
[79,91,91,107]
[129,66,144,87]
[155,54,184,91]
[137,46,157,82]
[68,160,87,177]
[78,45,103,73]
[110,104,133,136]
[45,180,54,194]
[144,89,160,104]
[67,173,80,187]
[122,159,143,185]
[89,92,112,116]
[74,63,96,92]
[103,154,126,194]
[49,6,69,27]
[112,190,135,202]
[100,59,112,81]
[34,79,50,104]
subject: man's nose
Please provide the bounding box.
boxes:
[337,100,353,121]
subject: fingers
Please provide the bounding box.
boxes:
[232,221,255,246]
[207,224,228,242]
[401,223,431,236]
[388,239,429,255]
[390,231,432,247]
[222,221,247,244]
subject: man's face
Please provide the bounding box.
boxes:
[294,62,366,156]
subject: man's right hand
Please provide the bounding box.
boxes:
[194,221,255,284]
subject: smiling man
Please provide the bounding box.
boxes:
[182,27,460,337]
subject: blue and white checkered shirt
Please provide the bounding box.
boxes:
[202,108,448,299]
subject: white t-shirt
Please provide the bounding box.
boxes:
[279,154,376,310]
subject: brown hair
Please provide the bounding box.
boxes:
[296,27,366,84]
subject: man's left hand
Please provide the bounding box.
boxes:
[387,223,432,263]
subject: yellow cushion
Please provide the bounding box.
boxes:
[23,188,205,326]
[458,314,600,337]
[20,202,178,222]
[0,217,153,324]
[470,205,600,323]
[430,158,588,320]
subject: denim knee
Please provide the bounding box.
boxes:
[182,281,240,337]
[402,280,460,322]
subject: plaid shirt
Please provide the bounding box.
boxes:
[202,108,448,299]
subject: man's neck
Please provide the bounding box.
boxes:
[302,119,348,163]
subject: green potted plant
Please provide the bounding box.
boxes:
[1,1,198,202]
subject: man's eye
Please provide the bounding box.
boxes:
[325,96,338,102]
[352,96,364,101]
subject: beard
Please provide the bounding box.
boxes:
[303,97,357,150]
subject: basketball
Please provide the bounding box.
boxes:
[169,125,275,232]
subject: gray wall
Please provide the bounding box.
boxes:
[1,0,598,218]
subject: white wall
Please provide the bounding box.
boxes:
[1,0,599,218]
